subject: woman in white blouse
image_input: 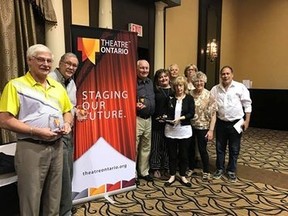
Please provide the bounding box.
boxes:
[164,76,195,187]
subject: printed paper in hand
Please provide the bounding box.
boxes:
[233,118,244,134]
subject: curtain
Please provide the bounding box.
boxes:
[0,0,57,144]
[27,0,57,24]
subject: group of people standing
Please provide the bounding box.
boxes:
[136,60,252,188]
[0,43,251,215]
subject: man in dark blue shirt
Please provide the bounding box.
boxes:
[136,59,155,184]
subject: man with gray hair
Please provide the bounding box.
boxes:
[49,52,79,216]
[0,44,73,215]
[136,59,155,184]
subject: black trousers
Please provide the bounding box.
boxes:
[189,128,210,173]
[166,137,190,176]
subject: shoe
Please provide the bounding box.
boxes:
[227,172,237,183]
[135,178,140,186]
[71,207,77,214]
[164,180,175,187]
[180,180,192,187]
[164,176,175,187]
[153,170,161,178]
[141,175,153,182]
[180,177,192,188]
[213,169,223,179]
[202,172,210,181]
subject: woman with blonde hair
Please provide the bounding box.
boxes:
[164,76,195,187]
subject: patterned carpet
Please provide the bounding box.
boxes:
[73,128,288,216]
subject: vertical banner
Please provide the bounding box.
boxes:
[71,25,137,204]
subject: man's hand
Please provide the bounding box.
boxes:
[33,127,61,140]
[242,121,249,131]
[60,122,72,134]
[136,102,146,110]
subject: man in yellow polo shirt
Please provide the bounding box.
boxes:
[0,44,73,216]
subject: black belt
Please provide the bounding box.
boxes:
[217,118,241,124]
[137,115,151,119]
[20,138,60,145]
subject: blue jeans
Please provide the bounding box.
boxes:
[215,119,242,173]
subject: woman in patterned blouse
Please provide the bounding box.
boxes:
[189,71,217,181]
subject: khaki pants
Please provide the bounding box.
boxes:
[15,140,63,216]
[136,117,152,177]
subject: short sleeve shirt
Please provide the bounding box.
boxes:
[0,72,73,139]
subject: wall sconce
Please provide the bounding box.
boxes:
[206,39,218,62]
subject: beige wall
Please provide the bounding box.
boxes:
[71,0,288,89]
[166,0,288,89]
[220,0,239,73]
[221,0,288,89]
[71,0,89,25]
[165,0,199,74]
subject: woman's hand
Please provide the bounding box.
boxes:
[172,116,185,126]
[205,130,214,141]
[172,118,181,126]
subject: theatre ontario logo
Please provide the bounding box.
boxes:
[77,37,130,65]
[77,37,100,65]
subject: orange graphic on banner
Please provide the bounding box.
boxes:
[90,185,106,196]
[77,37,100,64]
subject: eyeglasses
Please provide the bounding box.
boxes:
[62,61,78,69]
[32,56,53,64]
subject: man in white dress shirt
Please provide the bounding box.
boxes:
[210,66,252,182]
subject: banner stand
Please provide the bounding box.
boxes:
[71,25,138,205]
[104,195,116,204]
[72,185,135,206]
